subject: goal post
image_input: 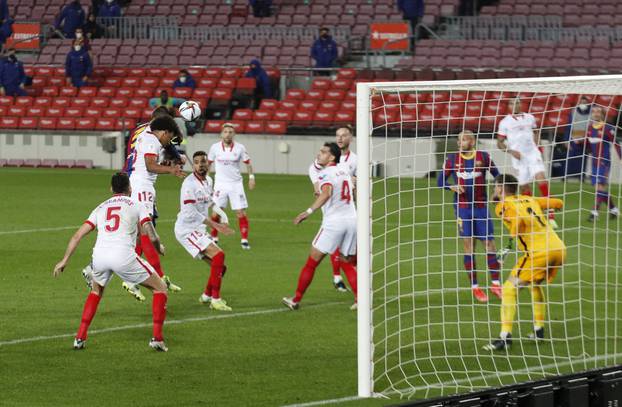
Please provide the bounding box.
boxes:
[356,75,622,400]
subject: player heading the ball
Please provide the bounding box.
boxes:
[53,173,170,352]
[283,142,358,311]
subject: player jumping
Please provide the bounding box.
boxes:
[438,130,502,302]
[581,107,621,221]
[308,125,357,292]
[53,173,170,351]
[283,142,358,310]
[208,123,255,250]
[175,151,235,311]
[497,98,557,228]
[483,174,565,351]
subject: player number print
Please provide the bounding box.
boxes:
[341,180,351,203]
[105,206,122,232]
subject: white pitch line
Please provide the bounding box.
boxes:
[0,301,345,347]
[281,396,362,407]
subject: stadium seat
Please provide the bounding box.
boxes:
[6,159,24,167]
[291,111,313,127]
[233,109,253,121]
[39,159,59,168]
[70,97,90,108]
[78,87,98,97]
[285,89,305,100]
[84,107,103,118]
[252,110,273,120]
[124,108,143,119]
[75,118,96,130]
[0,158,6,167]
[56,159,76,168]
[96,118,115,130]
[98,87,116,97]
[134,89,153,99]
[313,111,334,127]
[117,88,136,98]
[15,96,34,107]
[65,107,85,117]
[272,110,294,122]
[90,97,110,108]
[39,118,58,130]
[0,96,13,106]
[41,86,59,97]
[209,89,233,107]
[7,106,25,117]
[45,107,65,117]
[259,99,278,110]
[21,158,40,168]
[325,90,346,101]
[52,97,72,108]
[306,90,326,101]
[244,121,265,134]
[110,98,130,108]
[264,121,287,134]
[279,100,298,111]
[334,111,355,125]
[57,118,76,130]
[19,118,38,129]
[104,108,122,119]
[204,120,225,133]
[173,88,193,98]
[60,86,78,97]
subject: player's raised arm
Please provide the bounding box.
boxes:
[53,222,95,277]
[535,197,564,211]
[294,183,332,225]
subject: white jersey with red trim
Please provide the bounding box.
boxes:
[175,172,214,235]
[498,113,540,156]
[208,141,251,184]
[128,130,164,186]
[308,159,323,185]
[339,150,357,177]
[85,195,150,252]
[318,164,356,223]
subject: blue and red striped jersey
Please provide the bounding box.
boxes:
[585,122,621,165]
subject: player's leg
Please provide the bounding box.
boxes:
[331,248,348,292]
[236,209,251,249]
[210,186,229,242]
[138,272,169,352]
[529,282,546,340]
[478,207,502,299]
[74,282,105,349]
[283,227,332,309]
[533,162,557,227]
[200,243,232,311]
[231,182,251,249]
[458,209,487,302]
[338,220,358,309]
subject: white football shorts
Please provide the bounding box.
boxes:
[91,249,154,287]
[213,181,248,211]
[512,151,546,185]
[312,218,357,256]
[130,182,156,217]
[175,226,215,259]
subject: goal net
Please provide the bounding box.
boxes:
[356,76,622,400]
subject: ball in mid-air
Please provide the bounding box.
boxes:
[178,100,202,121]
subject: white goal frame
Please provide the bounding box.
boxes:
[356,75,622,398]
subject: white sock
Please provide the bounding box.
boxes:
[333,275,343,284]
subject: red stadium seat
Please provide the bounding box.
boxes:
[252,110,273,121]
[71,97,90,107]
[204,68,223,78]
[217,78,237,88]
[27,106,45,117]
[109,98,129,108]
[278,100,298,111]
[0,117,18,128]
[198,78,218,88]
[14,96,33,107]
[41,87,59,97]
[122,78,141,88]
[5,158,24,166]
[306,90,325,101]
[65,107,85,117]
[134,88,153,98]
[98,87,116,97]
[129,98,148,108]
[259,99,278,110]
[192,88,212,100]
[264,121,287,134]
[52,97,72,108]
[96,118,115,130]
[221,68,241,78]
[299,100,319,111]
[173,88,193,98]
[57,118,76,130]
[75,117,96,130]
[232,109,253,121]
[337,68,357,79]
[141,77,160,88]
[84,107,103,118]
[325,90,346,101]
[123,108,142,119]
[48,77,65,87]
[0,96,13,106]
[334,111,354,125]
[31,77,47,88]
[128,68,146,76]
[235,78,256,94]
[159,77,176,87]
[117,118,136,130]
[56,159,76,168]
[111,68,128,77]
[116,88,135,98]
[45,107,65,117]
[272,110,293,122]
[39,117,58,130]
[210,88,232,106]
[39,159,59,168]
[104,78,122,87]
[313,111,334,127]
[19,117,38,129]
[104,108,122,118]
[59,86,78,97]
[33,97,51,107]
[341,101,356,111]
[318,100,340,112]
[331,79,352,90]
[7,106,25,117]
[244,121,265,134]
[204,120,225,133]
[311,78,331,90]
[90,97,109,108]
[147,68,165,77]
[285,89,305,100]
[291,111,313,126]
[78,87,98,97]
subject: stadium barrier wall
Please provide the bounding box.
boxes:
[1,132,621,183]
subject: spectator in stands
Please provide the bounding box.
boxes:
[149,90,185,109]
[562,96,592,179]
[249,0,272,18]
[83,12,104,39]
[55,0,86,39]
[311,27,338,76]
[173,70,196,90]
[397,0,424,48]
[0,0,9,26]
[73,27,90,50]
[65,43,92,87]
[0,16,13,52]
[97,0,121,24]
[0,49,27,96]
[245,59,272,106]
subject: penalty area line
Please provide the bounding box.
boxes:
[0,301,346,347]
[281,395,362,407]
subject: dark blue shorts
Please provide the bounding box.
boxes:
[455,206,494,240]
[591,163,610,186]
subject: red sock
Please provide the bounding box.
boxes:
[341,261,358,299]
[76,292,101,340]
[140,235,164,278]
[204,280,212,297]
[209,251,225,299]
[294,256,320,303]
[210,214,221,238]
[152,292,167,341]
[239,215,249,240]
[330,249,341,277]
[134,238,143,256]
[522,186,532,196]
[538,181,549,197]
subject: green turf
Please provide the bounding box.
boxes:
[0,168,621,406]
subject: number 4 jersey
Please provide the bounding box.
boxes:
[317,163,356,223]
[85,194,151,252]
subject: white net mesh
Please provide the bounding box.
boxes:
[358,76,622,400]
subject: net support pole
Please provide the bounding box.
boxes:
[356,82,373,398]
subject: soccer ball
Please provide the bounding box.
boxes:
[178,101,202,121]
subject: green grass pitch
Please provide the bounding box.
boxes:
[1,168,621,406]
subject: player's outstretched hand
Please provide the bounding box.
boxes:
[450,185,465,194]
[294,211,309,225]
[157,243,166,256]
[249,178,256,190]
[214,222,235,236]
[53,260,67,277]
[170,164,186,179]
